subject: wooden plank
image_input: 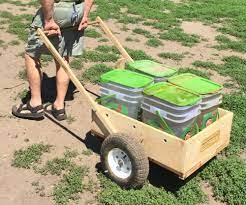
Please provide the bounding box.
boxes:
[96,16,134,62]
[37,28,117,135]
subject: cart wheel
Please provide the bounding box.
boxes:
[101,133,149,188]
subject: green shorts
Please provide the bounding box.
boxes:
[25,2,85,59]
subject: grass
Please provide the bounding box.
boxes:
[132,28,153,38]
[9,40,20,46]
[15,88,29,100]
[146,38,162,47]
[215,35,246,52]
[82,149,93,156]
[12,144,51,169]
[178,68,211,79]
[80,64,112,84]
[193,56,246,92]
[158,52,185,61]
[85,28,102,38]
[200,156,246,204]
[18,69,27,81]
[66,115,76,124]
[98,174,206,205]
[70,58,83,70]
[53,165,88,205]
[81,50,119,63]
[125,47,155,61]
[159,28,200,47]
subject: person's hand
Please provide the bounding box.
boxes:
[44,19,61,36]
[78,16,88,31]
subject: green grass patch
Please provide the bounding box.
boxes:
[200,156,246,205]
[193,56,246,92]
[18,69,27,81]
[133,28,153,38]
[178,68,211,79]
[70,58,84,70]
[15,88,29,100]
[159,28,200,47]
[9,40,20,46]
[215,35,246,53]
[81,50,118,62]
[125,47,155,61]
[98,174,206,205]
[80,64,112,84]
[82,149,93,156]
[85,28,102,38]
[53,165,88,205]
[12,144,51,169]
[146,38,162,47]
[158,52,185,61]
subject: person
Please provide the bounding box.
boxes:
[12,0,93,121]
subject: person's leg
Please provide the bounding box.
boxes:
[53,56,70,110]
[25,53,43,106]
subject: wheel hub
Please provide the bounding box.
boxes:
[108,148,132,179]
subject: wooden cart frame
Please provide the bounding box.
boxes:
[37,16,233,185]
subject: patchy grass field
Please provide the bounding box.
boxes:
[0,0,245,205]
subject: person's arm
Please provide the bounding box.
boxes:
[41,0,61,35]
[78,0,94,31]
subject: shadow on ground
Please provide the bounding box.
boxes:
[21,72,77,104]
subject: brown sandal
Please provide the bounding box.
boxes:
[12,101,44,120]
[44,103,67,121]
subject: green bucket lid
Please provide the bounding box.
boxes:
[128,60,177,78]
[168,73,222,95]
[143,82,201,106]
[100,69,154,88]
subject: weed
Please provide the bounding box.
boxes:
[158,52,185,61]
[80,64,112,84]
[95,45,119,54]
[118,15,143,24]
[70,58,83,70]
[12,144,51,169]
[125,37,134,42]
[98,38,109,42]
[53,165,88,205]
[9,40,20,46]
[64,149,79,158]
[66,115,76,124]
[18,69,27,81]
[159,28,200,47]
[98,174,206,205]
[85,28,102,38]
[82,149,93,156]
[15,89,29,100]
[40,54,53,63]
[200,156,246,205]
[125,47,155,61]
[133,28,153,38]
[178,68,211,79]
[192,61,218,69]
[146,38,162,47]
[0,39,4,47]
[81,50,118,62]
[38,157,73,176]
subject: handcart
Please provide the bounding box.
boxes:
[37,17,233,188]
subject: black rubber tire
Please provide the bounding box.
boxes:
[100,133,149,188]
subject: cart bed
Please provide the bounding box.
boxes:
[91,107,233,179]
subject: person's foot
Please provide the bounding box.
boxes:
[44,103,67,121]
[12,101,44,120]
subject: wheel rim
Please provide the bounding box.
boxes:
[107,148,132,179]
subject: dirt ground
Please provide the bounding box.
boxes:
[0,2,245,205]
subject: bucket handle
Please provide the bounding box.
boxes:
[156,110,175,135]
[96,94,116,104]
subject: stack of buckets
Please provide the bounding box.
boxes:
[99,69,154,119]
[168,73,223,130]
[99,60,223,140]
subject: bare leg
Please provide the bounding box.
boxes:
[53,56,70,110]
[25,53,42,106]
